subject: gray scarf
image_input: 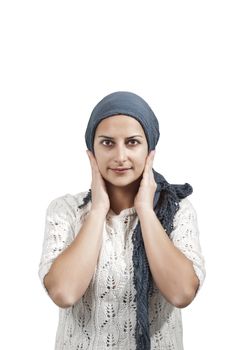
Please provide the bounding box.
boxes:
[81,91,192,349]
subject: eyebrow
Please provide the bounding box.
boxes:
[97,135,143,139]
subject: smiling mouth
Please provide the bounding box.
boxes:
[110,168,132,173]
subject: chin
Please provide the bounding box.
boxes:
[106,181,135,189]
[105,174,142,188]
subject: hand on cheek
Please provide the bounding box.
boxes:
[134,150,157,213]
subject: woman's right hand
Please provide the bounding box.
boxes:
[86,150,110,216]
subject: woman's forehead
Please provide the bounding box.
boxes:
[95,115,145,135]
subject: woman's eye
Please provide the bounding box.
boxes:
[128,139,139,145]
[102,140,113,146]
[101,139,140,146]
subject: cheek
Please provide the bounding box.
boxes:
[136,151,148,168]
[132,162,145,177]
[95,156,107,174]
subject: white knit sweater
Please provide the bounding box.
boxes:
[38,191,206,350]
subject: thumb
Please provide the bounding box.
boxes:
[86,150,92,161]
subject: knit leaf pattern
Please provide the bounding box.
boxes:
[78,170,193,350]
[38,183,206,349]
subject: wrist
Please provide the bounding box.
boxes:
[90,208,108,219]
[136,207,155,218]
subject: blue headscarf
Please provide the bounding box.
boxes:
[85,91,160,153]
[81,91,192,349]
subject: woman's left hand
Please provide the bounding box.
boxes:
[134,150,157,213]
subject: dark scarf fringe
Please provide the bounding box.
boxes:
[78,171,193,350]
[78,188,92,209]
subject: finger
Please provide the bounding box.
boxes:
[142,154,152,179]
[87,150,95,164]
[149,150,155,167]
[145,150,155,170]
[87,150,100,174]
[146,152,155,179]
[86,150,95,170]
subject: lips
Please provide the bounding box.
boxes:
[110,167,132,173]
[111,168,131,170]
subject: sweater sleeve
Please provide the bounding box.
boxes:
[38,196,76,296]
[169,197,206,295]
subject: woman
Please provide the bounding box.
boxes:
[38,91,206,350]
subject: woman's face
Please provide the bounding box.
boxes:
[93,115,149,187]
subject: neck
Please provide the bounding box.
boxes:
[105,177,141,215]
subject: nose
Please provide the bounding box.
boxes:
[113,143,128,163]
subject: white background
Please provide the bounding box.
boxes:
[0,0,233,348]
